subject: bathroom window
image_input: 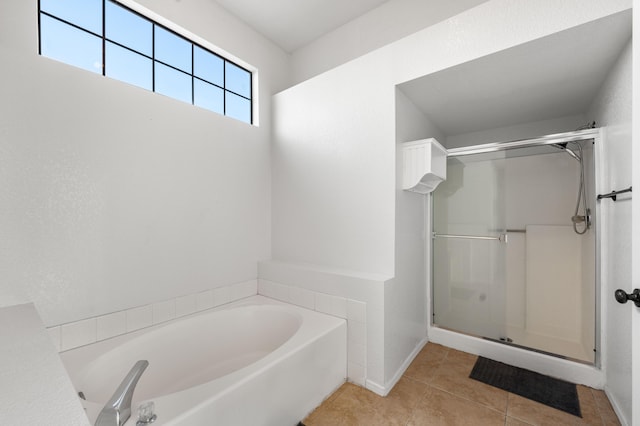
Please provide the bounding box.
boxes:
[38,0,253,124]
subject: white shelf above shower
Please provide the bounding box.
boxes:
[401,138,447,194]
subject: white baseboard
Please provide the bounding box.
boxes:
[603,386,629,426]
[366,337,429,397]
[364,379,386,396]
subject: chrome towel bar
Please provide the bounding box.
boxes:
[597,186,632,201]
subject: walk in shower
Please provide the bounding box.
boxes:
[431,129,599,364]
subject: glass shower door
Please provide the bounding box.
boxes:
[432,156,508,341]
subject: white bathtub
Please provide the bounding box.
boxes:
[61,296,347,425]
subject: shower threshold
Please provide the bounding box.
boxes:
[483,337,594,366]
[433,325,595,366]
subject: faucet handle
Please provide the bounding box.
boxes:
[95,360,150,426]
[136,401,157,425]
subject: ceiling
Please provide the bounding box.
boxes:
[214,0,389,53]
[398,10,632,137]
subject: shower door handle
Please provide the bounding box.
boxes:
[432,233,508,243]
[614,289,640,307]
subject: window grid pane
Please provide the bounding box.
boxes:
[105,1,152,56]
[38,0,253,124]
[106,41,152,91]
[226,92,252,124]
[225,62,251,99]
[194,46,223,87]
[40,14,103,74]
[154,26,192,73]
[155,62,192,104]
[194,79,224,115]
[40,0,102,35]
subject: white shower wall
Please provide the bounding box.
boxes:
[524,225,583,343]
[504,151,590,355]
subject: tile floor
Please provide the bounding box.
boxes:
[304,343,620,426]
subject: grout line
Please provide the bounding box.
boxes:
[403,377,432,426]
[505,391,510,418]
[504,393,510,426]
[54,280,258,352]
[588,387,605,426]
[424,351,509,416]
[423,381,506,415]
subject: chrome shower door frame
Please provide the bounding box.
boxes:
[428,128,603,367]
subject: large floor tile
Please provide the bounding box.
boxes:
[576,384,608,425]
[507,391,602,426]
[404,343,449,384]
[305,378,429,426]
[379,377,431,419]
[442,348,478,372]
[428,350,509,412]
[506,417,534,425]
[407,385,505,426]
[304,402,347,426]
[591,389,621,426]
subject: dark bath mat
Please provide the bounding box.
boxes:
[470,356,581,417]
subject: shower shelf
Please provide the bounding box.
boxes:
[401,138,447,194]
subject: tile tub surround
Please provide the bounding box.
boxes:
[48,280,258,352]
[50,276,367,386]
[258,279,367,386]
[258,260,389,393]
[304,343,621,426]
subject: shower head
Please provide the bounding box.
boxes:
[552,143,580,161]
[562,146,580,162]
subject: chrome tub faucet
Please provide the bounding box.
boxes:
[95,360,149,426]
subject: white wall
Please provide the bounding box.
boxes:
[272,53,397,276]
[587,40,633,424]
[632,4,640,425]
[384,90,442,386]
[0,0,290,326]
[290,0,490,85]
[272,0,631,394]
[395,89,446,144]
